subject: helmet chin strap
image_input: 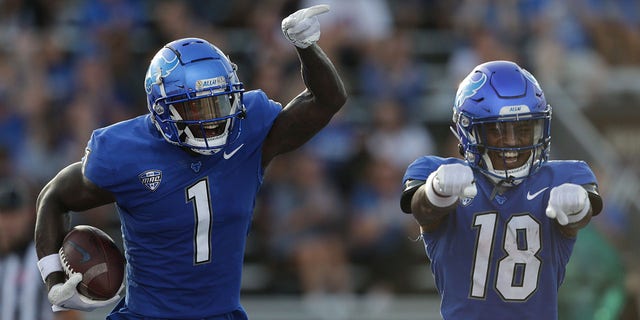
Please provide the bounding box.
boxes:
[190,147,222,155]
[482,152,534,186]
[185,129,229,155]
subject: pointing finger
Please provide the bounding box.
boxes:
[302,4,330,19]
[545,206,556,219]
[462,183,477,198]
[556,211,569,226]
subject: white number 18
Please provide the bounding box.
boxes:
[471,212,541,301]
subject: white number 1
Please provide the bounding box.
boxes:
[186,179,212,264]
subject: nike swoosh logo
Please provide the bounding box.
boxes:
[526,187,549,200]
[223,144,244,160]
[68,240,91,263]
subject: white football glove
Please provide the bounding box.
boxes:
[545,183,590,226]
[425,163,477,207]
[48,273,122,312]
[281,4,330,48]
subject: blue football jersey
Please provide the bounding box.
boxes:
[403,156,597,320]
[82,90,281,319]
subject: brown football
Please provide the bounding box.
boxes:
[60,225,125,300]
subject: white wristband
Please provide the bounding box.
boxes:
[37,253,63,283]
[425,171,458,208]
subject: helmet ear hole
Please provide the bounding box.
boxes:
[153,104,164,115]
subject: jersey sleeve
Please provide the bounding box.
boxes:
[243,89,282,139]
[82,128,118,190]
[569,160,603,215]
[562,160,598,186]
[548,160,602,215]
[401,156,463,213]
[403,156,442,183]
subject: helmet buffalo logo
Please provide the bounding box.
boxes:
[455,72,487,108]
[145,53,180,94]
[139,170,163,191]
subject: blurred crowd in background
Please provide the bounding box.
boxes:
[1,0,640,319]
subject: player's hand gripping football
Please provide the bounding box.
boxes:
[48,272,122,312]
[425,163,477,207]
[281,4,330,48]
[545,183,590,226]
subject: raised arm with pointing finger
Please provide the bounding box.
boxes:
[35,4,345,319]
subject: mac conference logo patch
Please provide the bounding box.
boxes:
[461,196,473,207]
[139,170,162,191]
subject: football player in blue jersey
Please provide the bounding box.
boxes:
[34,5,345,320]
[400,60,603,320]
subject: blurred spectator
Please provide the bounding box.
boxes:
[388,0,454,30]
[525,1,610,108]
[246,1,294,65]
[0,49,27,163]
[0,177,82,320]
[300,0,393,43]
[364,98,435,171]
[0,147,13,178]
[558,224,636,320]
[304,109,363,192]
[452,0,546,52]
[300,0,394,100]
[149,0,220,50]
[573,0,640,66]
[16,103,76,186]
[261,151,352,318]
[71,0,149,56]
[356,29,429,118]
[447,26,520,88]
[347,157,419,299]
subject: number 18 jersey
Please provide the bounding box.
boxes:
[402,156,598,320]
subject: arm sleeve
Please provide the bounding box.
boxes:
[400,156,459,213]
[584,183,603,216]
[400,179,425,213]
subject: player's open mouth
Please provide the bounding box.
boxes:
[501,151,519,164]
[189,121,226,138]
[204,123,220,130]
[204,121,226,136]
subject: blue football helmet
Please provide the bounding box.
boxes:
[452,60,551,185]
[145,38,245,155]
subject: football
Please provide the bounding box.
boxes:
[59,225,125,300]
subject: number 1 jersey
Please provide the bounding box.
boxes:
[82,90,281,319]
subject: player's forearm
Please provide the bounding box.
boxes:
[558,209,592,237]
[35,181,73,290]
[411,184,454,232]
[35,182,71,260]
[295,44,346,111]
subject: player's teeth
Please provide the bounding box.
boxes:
[502,151,518,158]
